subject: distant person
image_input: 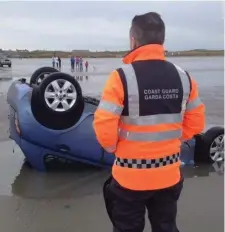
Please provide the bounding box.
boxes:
[80,57,83,72]
[56,57,59,69]
[70,56,75,71]
[85,60,89,72]
[74,56,76,69]
[76,56,80,71]
[58,56,61,70]
[52,56,56,68]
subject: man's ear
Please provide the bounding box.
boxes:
[130,36,136,50]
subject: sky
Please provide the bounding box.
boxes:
[0,1,224,51]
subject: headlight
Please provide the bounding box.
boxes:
[15,113,21,135]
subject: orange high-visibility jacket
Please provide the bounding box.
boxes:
[93,44,205,191]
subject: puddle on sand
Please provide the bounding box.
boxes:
[0,78,25,96]
[0,140,223,199]
[0,141,25,196]
[181,162,224,178]
[0,140,111,198]
[0,140,223,232]
[0,79,13,97]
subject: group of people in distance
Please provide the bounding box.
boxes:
[51,55,89,72]
[70,56,89,72]
[52,56,61,70]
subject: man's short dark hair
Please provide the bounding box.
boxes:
[130,12,165,46]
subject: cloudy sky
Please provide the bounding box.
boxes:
[0,1,224,51]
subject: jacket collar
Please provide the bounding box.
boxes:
[123,44,165,64]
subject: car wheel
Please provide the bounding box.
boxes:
[194,127,224,163]
[8,64,11,68]
[31,72,84,130]
[30,66,58,85]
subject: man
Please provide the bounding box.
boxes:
[93,12,205,232]
[70,55,75,72]
[80,57,83,72]
[55,56,59,69]
[52,55,56,68]
[58,56,61,70]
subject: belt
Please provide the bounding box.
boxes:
[115,153,180,169]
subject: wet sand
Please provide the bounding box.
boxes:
[0,57,224,232]
[0,96,9,142]
[0,140,224,232]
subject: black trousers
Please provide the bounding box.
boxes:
[71,63,75,71]
[103,176,183,232]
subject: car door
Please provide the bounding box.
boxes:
[57,114,103,164]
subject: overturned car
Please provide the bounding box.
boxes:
[7,67,224,171]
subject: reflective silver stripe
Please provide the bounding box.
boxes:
[173,64,190,113]
[98,100,123,115]
[105,145,116,153]
[121,113,182,125]
[115,153,180,169]
[122,64,139,116]
[119,129,181,142]
[186,97,202,111]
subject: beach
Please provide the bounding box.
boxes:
[0,56,224,232]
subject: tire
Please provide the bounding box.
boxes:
[8,64,11,68]
[30,66,58,85]
[31,72,84,130]
[194,127,224,163]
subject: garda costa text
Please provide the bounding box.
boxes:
[144,89,179,100]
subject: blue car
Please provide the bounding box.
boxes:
[7,67,224,171]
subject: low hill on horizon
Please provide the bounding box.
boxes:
[1,48,224,58]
